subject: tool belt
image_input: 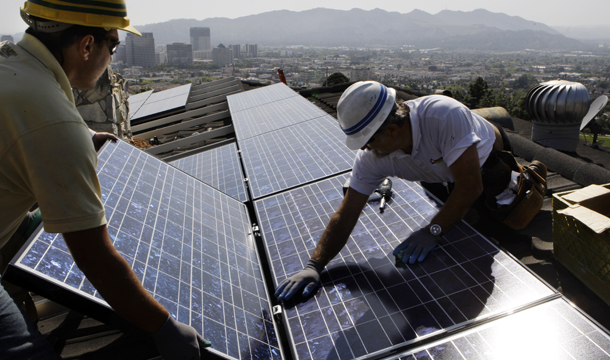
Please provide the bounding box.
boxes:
[481,151,546,230]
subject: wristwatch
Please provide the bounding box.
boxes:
[429,224,442,236]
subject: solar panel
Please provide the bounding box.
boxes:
[127,89,153,119]
[231,95,329,140]
[169,143,249,203]
[6,140,282,360]
[130,84,192,121]
[254,174,555,360]
[239,115,356,199]
[390,298,610,359]
[227,83,298,113]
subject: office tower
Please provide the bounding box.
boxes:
[212,44,233,67]
[190,27,211,52]
[229,44,241,59]
[125,32,156,67]
[245,44,257,58]
[113,44,127,64]
[167,43,193,65]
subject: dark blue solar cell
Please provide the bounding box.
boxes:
[228,82,298,114]
[254,174,560,359]
[7,140,280,360]
[240,116,356,199]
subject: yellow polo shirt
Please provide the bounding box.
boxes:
[0,34,106,250]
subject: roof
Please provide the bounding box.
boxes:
[27,79,610,358]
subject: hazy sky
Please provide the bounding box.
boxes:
[1,0,608,35]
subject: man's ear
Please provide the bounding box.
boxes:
[386,124,401,138]
[76,34,95,61]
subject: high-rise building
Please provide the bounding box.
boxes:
[167,43,193,65]
[193,50,212,60]
[125,32,156,67]
[1,35,14,42]
[244,44,257,58]
[190,27,211,52]
[113,44,127,64]
[229,44,241,59]
[212,44,233,67]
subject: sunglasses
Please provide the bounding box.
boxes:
[95,36,120,55]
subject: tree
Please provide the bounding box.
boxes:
[512,74,538,90]
[469,77,489,106]
[323,72,350,86]
[447,86,470,104]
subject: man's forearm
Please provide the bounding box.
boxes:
[429,182,481,233]
[311,211,360,266]
[63,225,168,334]
[430,144,484,233]
[311,187,369,266]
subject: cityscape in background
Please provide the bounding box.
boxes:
[100,25,609,111]
[2,19,609,123]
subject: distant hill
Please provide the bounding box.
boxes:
[133,8,587,51]
[552,25,610,43]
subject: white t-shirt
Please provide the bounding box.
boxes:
[350,95,496,196]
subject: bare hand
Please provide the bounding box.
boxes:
[92,132,118,152]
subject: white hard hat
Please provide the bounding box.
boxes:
[337,81,396,150]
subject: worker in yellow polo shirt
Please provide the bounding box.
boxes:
[0,1,210,359]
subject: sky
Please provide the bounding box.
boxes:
[1,0,608,35]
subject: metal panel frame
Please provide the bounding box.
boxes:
[136,111,231,140]
[144,125,234,156]
[132,103,228,134]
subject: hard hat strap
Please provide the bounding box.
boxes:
[21,11,74,33]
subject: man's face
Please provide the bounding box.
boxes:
[361,129,394,158]
[76,30,118,90]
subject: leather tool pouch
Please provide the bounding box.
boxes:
[483,151,546,230]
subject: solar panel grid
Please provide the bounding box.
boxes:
[232,95,329,140]
[11,141,281,360]
[169,143,249,202]
[227,83,298,114]
[254,174,555,360]
[391,299,610,359]
[240,115,356,199]
[131,84,192,120]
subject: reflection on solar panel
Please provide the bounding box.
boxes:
[7,141,281,360]
[240,115,356,199]
[391,298,610,359]
[255,174,555,360]
[227,83,298,114]
[231,95,328,140]
[130,84,192,121]
[169,143,249,202]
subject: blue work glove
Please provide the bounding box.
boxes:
[393,228,439,265]
[275,259,323,301]
[152,315,211,360]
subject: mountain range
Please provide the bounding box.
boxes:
[133,8,589,51]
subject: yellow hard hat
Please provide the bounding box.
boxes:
[21,0,141,36]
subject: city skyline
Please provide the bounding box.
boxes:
[1,0,608,36]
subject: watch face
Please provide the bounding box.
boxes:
[430,224,442,236]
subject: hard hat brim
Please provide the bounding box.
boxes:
[123,24,141,36]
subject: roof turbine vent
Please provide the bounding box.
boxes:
[526,80,590,152]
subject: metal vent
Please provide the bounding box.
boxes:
[526,80,590,152]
